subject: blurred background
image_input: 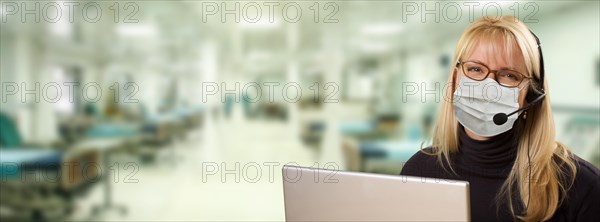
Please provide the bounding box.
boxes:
[1,0,598,221]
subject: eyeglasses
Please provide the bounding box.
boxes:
[456,61,532,88]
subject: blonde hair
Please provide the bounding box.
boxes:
[429,16,577,221]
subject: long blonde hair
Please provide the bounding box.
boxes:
[429,16,577,221]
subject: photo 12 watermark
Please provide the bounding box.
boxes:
[200,1,339,24]
[1,81,139,104]
[200,162,340,183]
[0,161,140,184]
[398,1,539,23]
[400,80,521,104]
[201,81,340,104]
[1,1,140,23]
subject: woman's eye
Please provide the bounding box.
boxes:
[467,67,482,72]
[500,72,519,81]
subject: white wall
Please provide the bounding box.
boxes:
[532,1,599,108]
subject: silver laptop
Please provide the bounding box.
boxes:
[282,165,470,221]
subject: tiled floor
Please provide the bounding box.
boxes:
[69,117,320,221]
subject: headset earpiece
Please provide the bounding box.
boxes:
[529,30,545,94]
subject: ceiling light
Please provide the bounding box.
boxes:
[117,24,158,37]
[362,23,404,35]
[239,19,281,29]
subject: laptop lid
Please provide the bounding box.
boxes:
[282,165,470,221]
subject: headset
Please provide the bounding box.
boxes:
[492,31,546,125]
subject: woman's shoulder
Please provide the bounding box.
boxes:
[557,152,600,185]
[400,146,443,176]
[570,154,600,188]
[556,153,600,221]
[405,147,438,162]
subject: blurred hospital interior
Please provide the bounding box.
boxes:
[1,0,599,221]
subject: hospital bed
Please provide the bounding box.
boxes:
[342,138,421,174]
[141,104,205,144]
[339,116,400,141]
[0,113,100,221]
[562,115,600,167]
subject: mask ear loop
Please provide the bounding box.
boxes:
[452,62,461,100]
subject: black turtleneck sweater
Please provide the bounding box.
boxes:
[400,125,600,221]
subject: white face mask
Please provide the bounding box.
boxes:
[453,74,521,137]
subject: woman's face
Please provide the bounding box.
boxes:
[454,40,530,108]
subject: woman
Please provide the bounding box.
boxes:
[401,16,599,221]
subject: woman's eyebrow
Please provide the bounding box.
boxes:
[471,59,519,70]
[498,66,518,70]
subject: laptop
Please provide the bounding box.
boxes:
[282,165,470,221]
